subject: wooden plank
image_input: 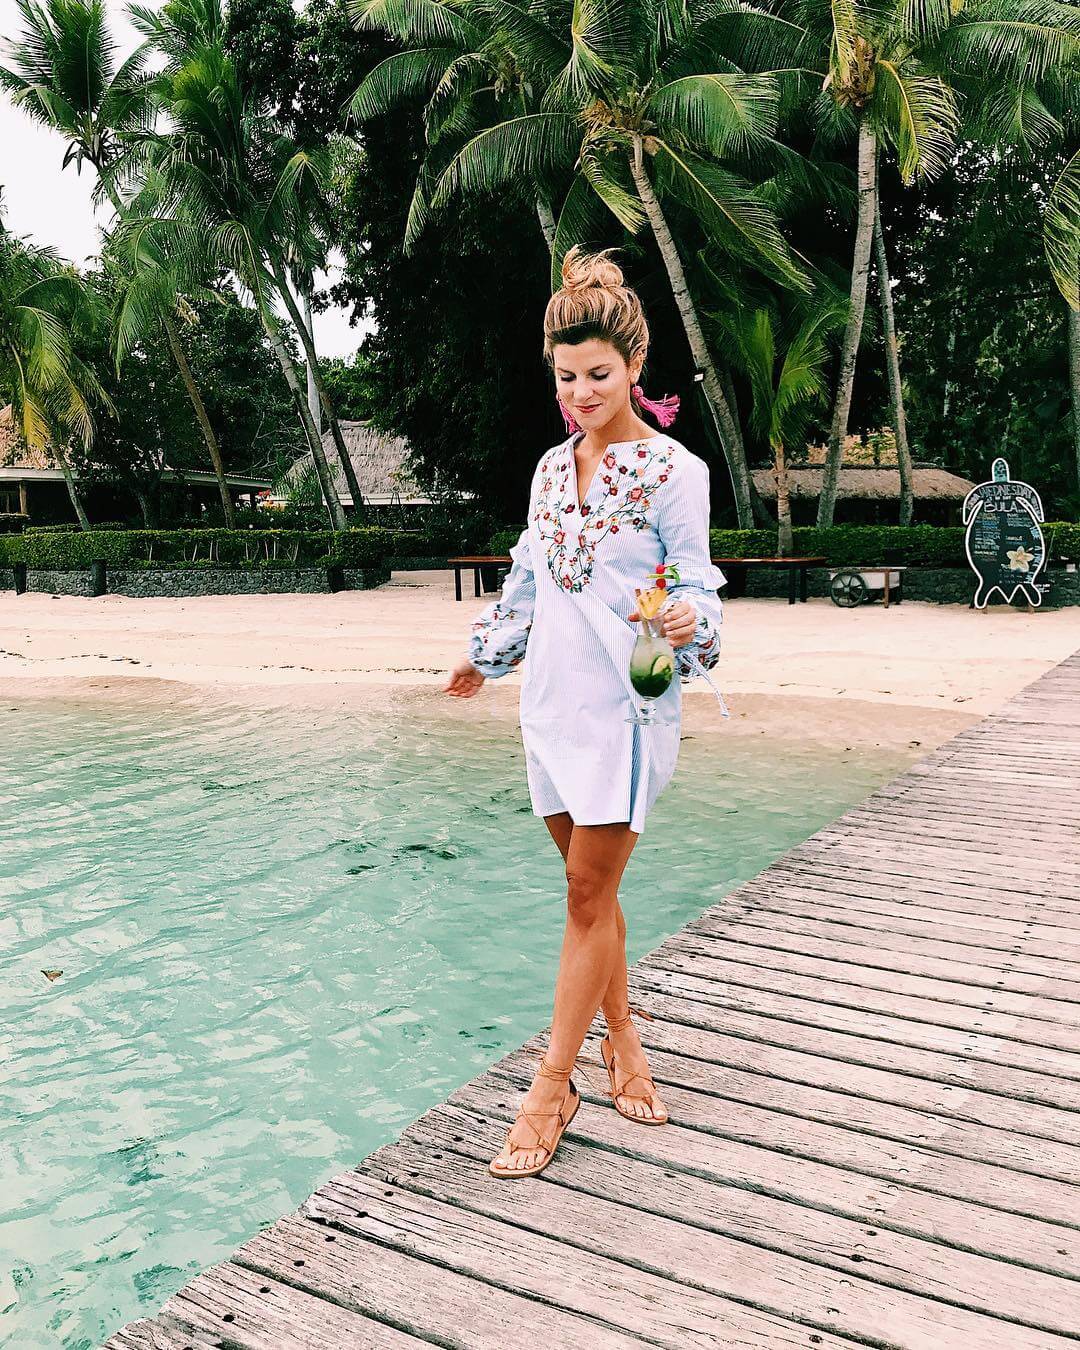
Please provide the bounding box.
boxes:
[490,1048,1080,1223]
[649,934,1080,1030]
[161,1261,426,1350]
[102,1319,221,1349]
[232,1217,647,1349]
[732,870,1080,946]
[690,910,1080,987]
[756,860,1080,929]
[726,883,1080,964]
[381,1109,1080,1339]
[631,958,1080,1068]
[316,1149,1080,1350]
[447,1078,1080,1279]
[598,1001,1080,1145]
[253,1205,834,1350]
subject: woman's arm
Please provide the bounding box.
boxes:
[466,528,536,678]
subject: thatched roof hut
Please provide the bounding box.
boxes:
[751,462,976,524]
[286,420,433,508]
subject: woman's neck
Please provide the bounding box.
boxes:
[575,412,658,456]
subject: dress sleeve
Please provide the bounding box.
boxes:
[468,528,535,678]
[657,452,726,677]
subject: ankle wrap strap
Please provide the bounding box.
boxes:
[537,1056,574,1082]
[607,1004,655,1034]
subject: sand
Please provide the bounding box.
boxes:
[2,571,1078,752]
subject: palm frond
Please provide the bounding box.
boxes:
[1045,147,1080,310]
[649,72,780,156]
[348,0,481,48]
[653,140,811,292]
[935,2,1080,85]
[873,61,958,184]
[970,82,1062,154]
[550,172,611,288]
[429,112,580,208]
[581,149,648,233]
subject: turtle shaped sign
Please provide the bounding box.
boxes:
[962,458,1047,608]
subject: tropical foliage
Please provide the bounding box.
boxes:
[1,0,1079,528]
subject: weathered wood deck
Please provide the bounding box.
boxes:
[106,652,1080,1349]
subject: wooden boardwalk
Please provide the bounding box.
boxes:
[107,652,1080,1349]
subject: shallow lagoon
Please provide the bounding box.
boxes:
[0,689,911,1347]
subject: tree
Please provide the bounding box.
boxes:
[0,215,107,527]
[723,297,842,554]
[351,0,813,528]
[0,0,238,524]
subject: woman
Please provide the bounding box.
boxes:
[444,247,725,1179]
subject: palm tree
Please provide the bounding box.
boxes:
[788,0,962,527]
[138,42,349,527]
[0,217,109,528]
[132,0,368,517]
[723,297,842,555]
[0,0,239,525]
[355,0,811,528]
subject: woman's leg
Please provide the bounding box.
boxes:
[493,819,638,1172]
[539,814,663,1121]
[544,813,630,1025]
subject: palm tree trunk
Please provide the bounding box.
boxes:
[720,364,775,526]
[873,194,914,527]
[536,197,556,253]
[55,444,90,529]
[773,439,793,557]
[272,265,366,519]
[1068,299,1080,495]
[818,116,878,528]
[256,294,347,531]
[162,314,235,527]
[629,137,754,528]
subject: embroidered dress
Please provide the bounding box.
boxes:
[469,431,725,834]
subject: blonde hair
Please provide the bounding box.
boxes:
[543,246,649,367]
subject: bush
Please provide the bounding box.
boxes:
[488,528,523,555]
[0,528,391,569]
[483,523,1080,568]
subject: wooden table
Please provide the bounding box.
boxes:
[712,556,827,604]
[448,555,513,601]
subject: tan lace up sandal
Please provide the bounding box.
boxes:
[488,1056,581,1180]
[600,1006,669,1126]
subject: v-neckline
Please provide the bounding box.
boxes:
[569,431,667,511]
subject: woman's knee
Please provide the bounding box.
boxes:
[565,867,617,928]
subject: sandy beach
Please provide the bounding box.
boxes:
[3,570,1078,750]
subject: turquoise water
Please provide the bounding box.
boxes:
[0,688,909,1348]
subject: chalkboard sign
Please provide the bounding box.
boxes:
[963,458,1047,608]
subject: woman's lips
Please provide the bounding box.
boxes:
[577,404,601,413]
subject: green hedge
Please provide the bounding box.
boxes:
[486,523,1080,567]
[0,527,393,569]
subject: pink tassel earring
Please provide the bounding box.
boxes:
[557,398,582,434]
[632,384,680,428]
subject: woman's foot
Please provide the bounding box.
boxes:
[602,1009,668,1123]
[489,1058,579,1177]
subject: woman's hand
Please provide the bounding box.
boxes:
[444,656,486,698]
[628,599,697,648]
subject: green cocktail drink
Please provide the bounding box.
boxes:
[629,618,676,698]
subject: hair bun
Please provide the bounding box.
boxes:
[560,245,624,293]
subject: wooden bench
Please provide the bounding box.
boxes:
[448,555,513,601]
[712,556,827,604]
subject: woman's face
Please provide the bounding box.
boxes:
[553,338,643,434]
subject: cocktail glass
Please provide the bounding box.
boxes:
[626,614,676,724]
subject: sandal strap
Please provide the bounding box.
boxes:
[606,1004,655,1034]
[536,1056,574,1082]
[505,1082,576,1156]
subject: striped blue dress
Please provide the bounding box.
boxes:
[468,431,725,833]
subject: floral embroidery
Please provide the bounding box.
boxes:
[532,437,675,593]
[676,610,720,676]
[469,602,530,674]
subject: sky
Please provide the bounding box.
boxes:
[0,0,369,358]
